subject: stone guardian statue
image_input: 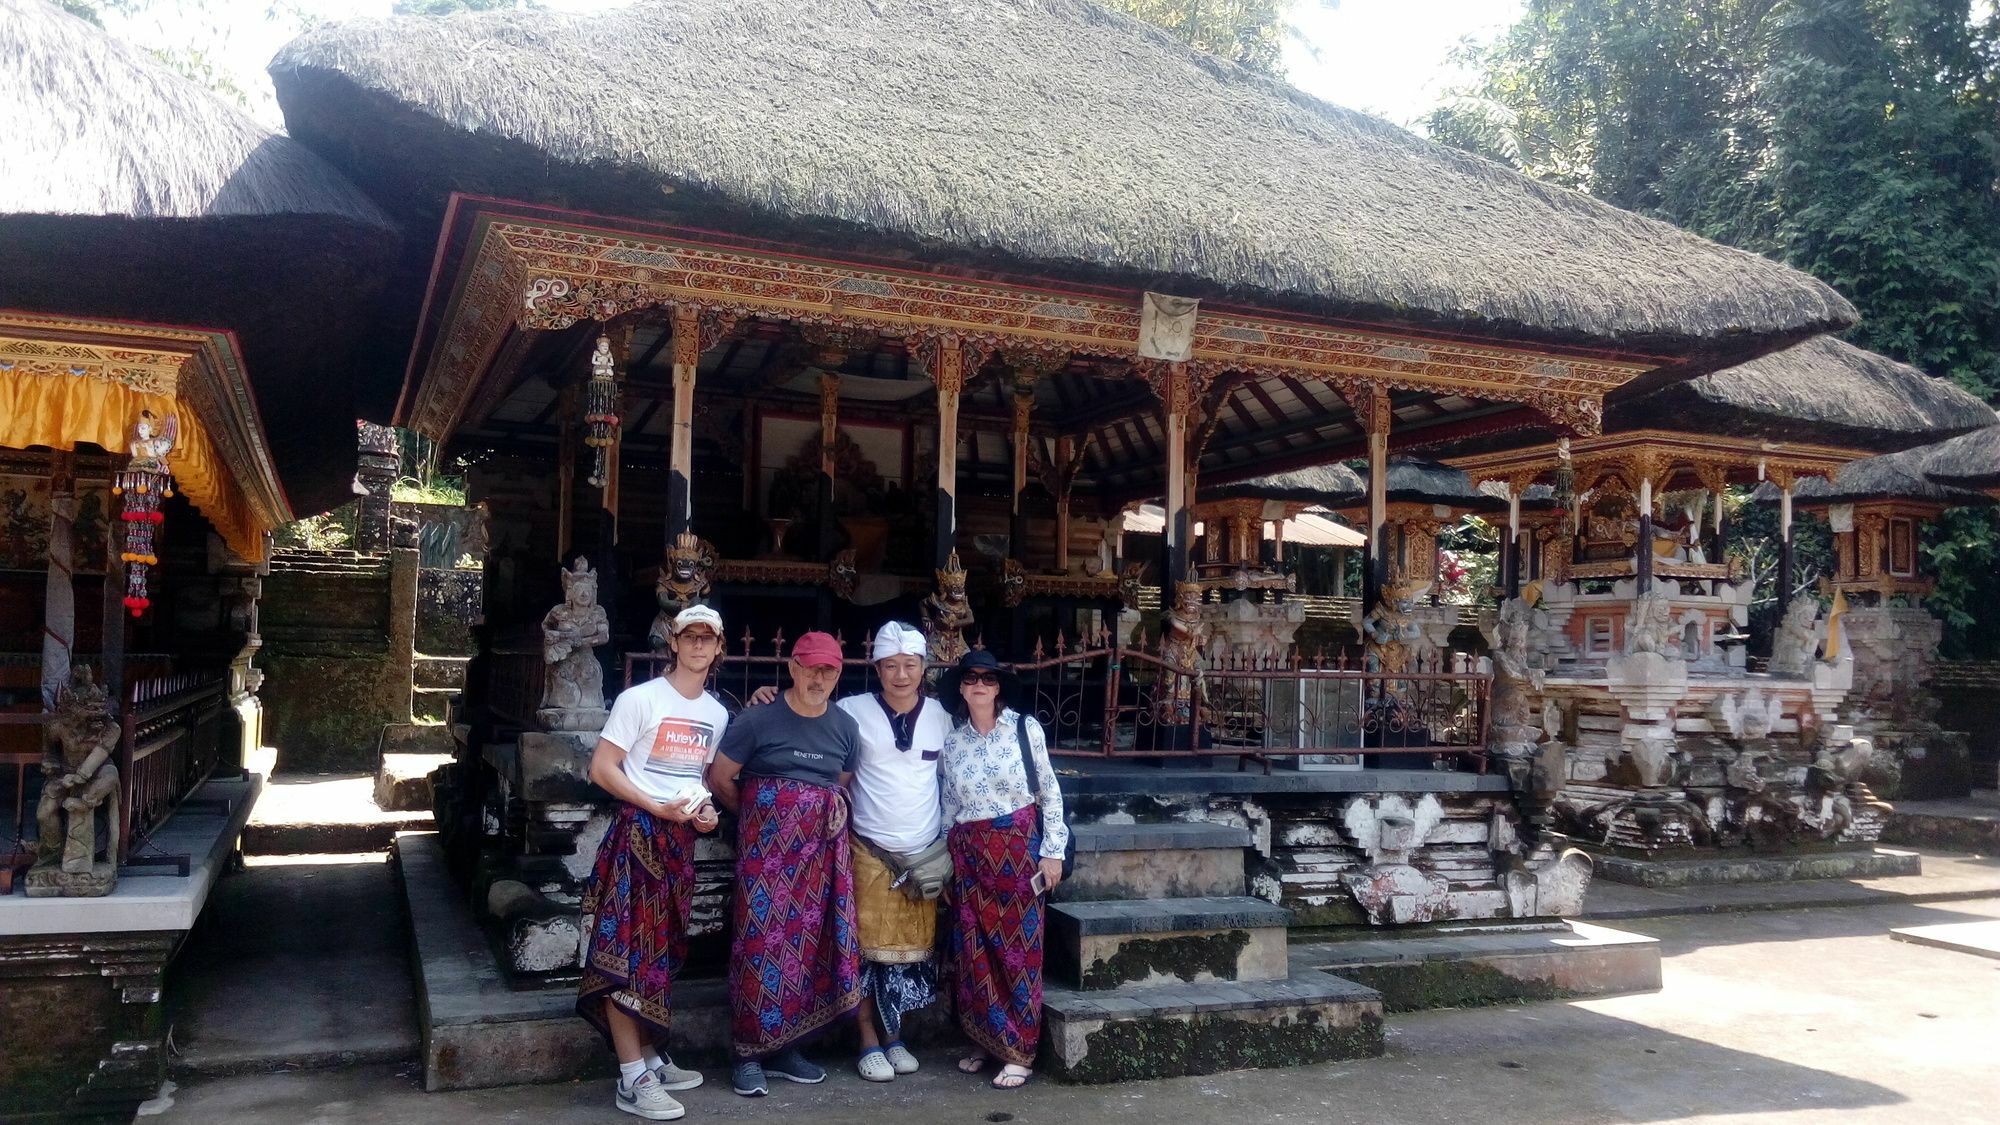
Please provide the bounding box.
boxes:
[538,558,612,731]
[29,667,122,897]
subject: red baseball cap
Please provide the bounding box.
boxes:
[791,631,844,668]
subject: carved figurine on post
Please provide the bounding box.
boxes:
[1623,589,1681,660]
[29,667,121,897]
[921,550,976,664]
[647,532,716,651]
[1153,580,1209,727]
[1361,580,1426,676]
[1768,596,1820,679]
[539,558,612,731]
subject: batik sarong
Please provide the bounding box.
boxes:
[852,834,940,1038]
[728,778,863,1058]
[948,807,1044,1067]
[576,803,697,1048]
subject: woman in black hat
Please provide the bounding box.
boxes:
[936,649,1068,1089]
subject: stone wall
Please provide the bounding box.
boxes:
[417,568,483,656]
[259,549,416,771]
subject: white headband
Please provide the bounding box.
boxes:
[872,621,927,662]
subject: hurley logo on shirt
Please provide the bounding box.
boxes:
[643,719,715,776]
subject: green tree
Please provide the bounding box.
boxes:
[1100,0,1296,74]
[1430,0,2000,655]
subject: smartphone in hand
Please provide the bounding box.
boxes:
[1029,869,1048,896]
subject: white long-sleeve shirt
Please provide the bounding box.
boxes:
[939,708,1068,860]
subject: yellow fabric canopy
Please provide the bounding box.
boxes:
[0,367,269,562]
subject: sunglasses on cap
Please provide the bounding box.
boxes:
[962,671,1002,686]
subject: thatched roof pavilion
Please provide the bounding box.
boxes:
[1781,418,2000,504]
[0,0,399,514]
[1908,423,2000,493]
[272,0,1851,384]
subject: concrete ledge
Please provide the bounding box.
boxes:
[1070,821,1251,852]
[1,772,260,937]
[1889,921,2000,961]
[1590,847,1921,888]
[1050,896,1290,936]
[1883,803,2000,853]
[1295,921,1662,1012]
[1040,969,1383,1083]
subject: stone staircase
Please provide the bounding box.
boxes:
[1038,821,1385,1082]
[267,548,389,576]
[411,654,467,723]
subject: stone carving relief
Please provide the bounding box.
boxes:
[29,668,121,897]
[1337,794,1452,925]
[539,558,611,731]
[1768,597,1820,679]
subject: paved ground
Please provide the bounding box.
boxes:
[1579,849,2000,919]
[242,773,430,853]
[161,891,2000,1125]
[165,853,418,1076]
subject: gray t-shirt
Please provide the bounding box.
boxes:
[717,696,861,788]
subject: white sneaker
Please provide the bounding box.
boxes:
[652,1057,704,1092]
[617,1072,686,1120]
[884,1042,919,1075]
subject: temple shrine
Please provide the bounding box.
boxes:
[3,0,1997,1113]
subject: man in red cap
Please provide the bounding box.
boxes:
[706,631,863,1097]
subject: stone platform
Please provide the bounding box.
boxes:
[1586,846,1921,888]
[1882,797,2000,853]
[1889,921,2000,961]
[1293,921,1660,1012]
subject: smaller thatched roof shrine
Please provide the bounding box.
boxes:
[1,0,400,514]
[1199,465,1365,507]
[1608,336,1994,454]
[1780,418,2000,504]
[1203,459,1501,516]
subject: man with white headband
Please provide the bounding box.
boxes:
[748,619,949,1082]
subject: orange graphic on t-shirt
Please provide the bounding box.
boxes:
[642,718,714,776]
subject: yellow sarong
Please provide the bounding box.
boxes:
[850,832,937,964]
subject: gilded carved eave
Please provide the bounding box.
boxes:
[1445,429,1858,492]
[398,206,1658,446]
[0,311,292,532]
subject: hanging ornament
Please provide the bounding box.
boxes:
[112,409,177,617]
[583,334,619,488]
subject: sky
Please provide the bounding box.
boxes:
[103,0,1524,131]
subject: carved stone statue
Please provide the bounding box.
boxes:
[1361,580,1425,675]
[649,533,717,651]
[1154,580,1208,726]
[540,559,612,731]
[29,667,121,897]
[1768,597,1819,678]
[921,550,975,665]
[1623,589,1680,660]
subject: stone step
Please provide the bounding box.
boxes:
[1055,820,1251,902]
[413,687,457,723]
[1040,969,1384,1083]
[413,655,469,690]
[1047,896,1291,990]
[375,752,455,813]
[1294,921,1662,1012]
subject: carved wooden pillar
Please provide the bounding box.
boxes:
[603,322,633,542]
[42,451,77,711]
[99,454,128,710]
[918,337,980,571]
[556,383,577,562]
[1771,467,1797,618]
[1630,451,1663,595]
[816,371,841,562]
[1343,384,1392,609]
[1009,377,1033,562]
[1503,473,1534,600]
[1052,434,1076,572]
[666,306,701,545]
[1140,360,1197,589]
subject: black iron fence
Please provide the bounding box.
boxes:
[624,628,1490,768]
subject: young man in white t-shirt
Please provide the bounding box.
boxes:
[748,620,949,1083]
[576,604,729,1121]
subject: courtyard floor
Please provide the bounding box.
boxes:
[156,870,2000,1125]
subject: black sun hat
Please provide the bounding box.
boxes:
[937,649,1020,718]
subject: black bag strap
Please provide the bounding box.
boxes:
[1015,712,1042,798]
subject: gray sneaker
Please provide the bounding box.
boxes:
[764,1047,826,1084]
[617,1072,686,1120]
[651,1056,703,1092]
[731,1059,768,1097]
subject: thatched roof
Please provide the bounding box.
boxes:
[1202,465,1364,506]
[271,0,1853,358]
[0,0,400,514]
[1785,419,2000,503]
[1609,336,1994,453]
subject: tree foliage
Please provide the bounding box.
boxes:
[1100,0,1296,73]
[1431,0,2000,655]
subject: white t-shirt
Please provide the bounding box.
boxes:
[600,677,730,808]
[837,693,950,853]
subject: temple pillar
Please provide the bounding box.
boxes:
[354,422,400,553]
[1155,361,1194,588]
[921,337,972,570]
[1503,476,1526,600]
[817,371,840,561]
[665,306,704,545]
[602,323,631,542]
[1053,435,1075,571]
[1774,469,1796,619]
[41,451,77,711]
[1636,473,1654,595]
[99,456,128,710]
[1009,377,1033,562]
[556,383,577,561]
[1343,384,1392,609]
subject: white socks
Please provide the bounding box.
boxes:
[643,1048,665,1071]
[619,1058,648,1088]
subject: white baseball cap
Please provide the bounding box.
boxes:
[671,604,724,635]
